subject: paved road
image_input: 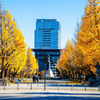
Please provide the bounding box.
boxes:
[0,89,100,100]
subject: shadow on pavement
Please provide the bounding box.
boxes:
[0,91,100,100]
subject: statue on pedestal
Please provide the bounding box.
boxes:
[42,55,54,78]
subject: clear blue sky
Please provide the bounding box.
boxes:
[1,0,88,49]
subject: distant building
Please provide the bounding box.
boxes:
[34,19,61,76]
[34,19,61,49]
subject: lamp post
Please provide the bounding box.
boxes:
[43,55,50,90]
[44,63,46,90]
[37,60,39,86]
[54,63,57,77]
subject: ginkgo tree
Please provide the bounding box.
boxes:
[0,7,27,78]
[25,48,38,78]
[57,0,100,81]
[76,0,100,73]
[56,40,76,79]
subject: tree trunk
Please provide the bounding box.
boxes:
[76,73,78,81]
[13,68,16,81]
[9,69,11,81]
[4,69,8,77]
[1,70,4,79]
[1,57,4,79]
[73,72,75,81]
[78,73,80,81]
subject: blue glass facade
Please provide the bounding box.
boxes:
[34,19,61,75]
[35,19,61,49]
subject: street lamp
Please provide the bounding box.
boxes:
[43,55,50,90]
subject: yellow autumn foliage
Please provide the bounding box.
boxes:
[0,9,27,78]
[25,48,38,75]
[57,0,100,80]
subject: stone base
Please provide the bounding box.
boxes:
[42,69,54,78]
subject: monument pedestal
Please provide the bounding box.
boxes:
[42,69,54,78]
[42,55,54,78]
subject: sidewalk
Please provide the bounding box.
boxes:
[0,89,100,100]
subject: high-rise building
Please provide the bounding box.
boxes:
[34,19,61,76]
[34,19,61,49]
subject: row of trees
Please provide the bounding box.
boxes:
[56,0,100,81]
[0,7,38,80]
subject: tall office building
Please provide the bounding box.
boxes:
[34,19,61,75]
[35,19,61,49]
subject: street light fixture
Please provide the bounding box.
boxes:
[43,55,50,90]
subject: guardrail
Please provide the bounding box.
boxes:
[0,82,100,91]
